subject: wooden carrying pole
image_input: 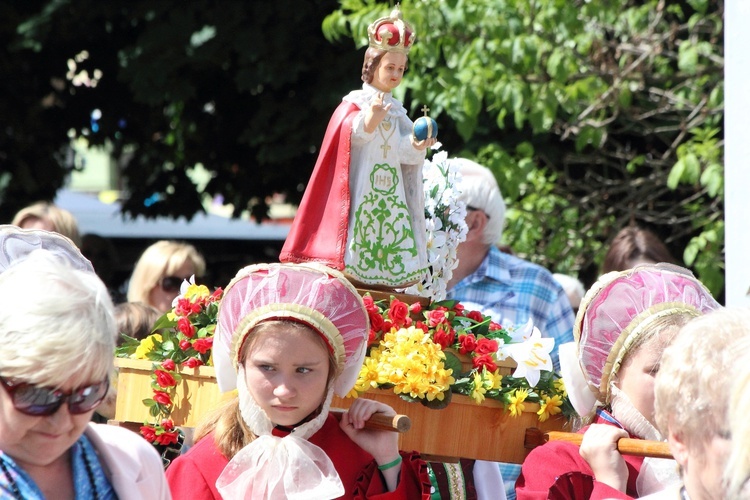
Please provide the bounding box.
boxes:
[530,430,672,459]
[330,408,411,433]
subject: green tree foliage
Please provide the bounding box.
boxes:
[325,0,724,295]
[1,0,725,296]
[1,0,361,222]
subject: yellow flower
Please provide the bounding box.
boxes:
[489,369,503,390]
[186,283,210,300]
[470,371,487,404]
[133,334,162,359]
[537,394,564,422]
[349,326,451,401]
[508,388,529,417]
[554,378,567,397]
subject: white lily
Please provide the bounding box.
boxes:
[503,325,555,387]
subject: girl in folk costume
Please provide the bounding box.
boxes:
[516,264,720,500]
[280,6,437,288]
[165,263,431,499]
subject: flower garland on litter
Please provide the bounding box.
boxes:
[349,296,574,421]
[117,277,222,445]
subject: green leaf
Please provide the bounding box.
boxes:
[667,159,686,189]
[149,404,161,418]
[152,314,175,332]
[687,0,708,14]
[421,389,452,409]
[443,349,464,375]
[678,42,699,74]
[626,155,645,173]
[684,153,701,183]
[700,163,723,197]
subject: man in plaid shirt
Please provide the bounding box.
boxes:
[446,158,576,500]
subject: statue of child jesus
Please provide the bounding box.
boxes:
[280,6,437,289]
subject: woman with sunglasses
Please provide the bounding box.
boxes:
[0,226,170,499]
[127,240,206,313]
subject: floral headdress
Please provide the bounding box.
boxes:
[561,263,720,417]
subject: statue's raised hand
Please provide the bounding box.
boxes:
[364,92,393,133]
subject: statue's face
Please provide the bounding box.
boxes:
[371,51,407,93]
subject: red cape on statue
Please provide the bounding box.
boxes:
[279,101,359,270]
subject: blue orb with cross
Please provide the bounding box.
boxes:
[413,105,438,141]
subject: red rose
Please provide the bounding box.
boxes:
[140,425,157,442]
[189,302,202,314]
[161,418,175,431]
[475,338,499,355]
[161,359,176,371]
[409,302,422,314]
[472,353,497,372]
[383,320,393,332]
[154,369,177,388]
[415,321,430,333]
[388,299,410,328]
[427,309,447,328]
[433,329,455,349]
[174,297,192,316]
[362,295,376,312]
[153,390,172,406]
[452,303,465,315]
[183,357,203,369]
[368,329,376,343]
[466,310,484,323]
[368,310,385,332]
[458,334,477,354]
[211,288,223,301]
[179,339,191,351]
[193,337,213,354]
[489,321,503,332]
[177,317,195,338]
[155,431,180,446]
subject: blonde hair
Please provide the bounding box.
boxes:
[126,240,206,305]
[12,202,81,247]
[0,252,116,387]
[726,334,750,499]
[655,309,750,450]
[195,320,336,459]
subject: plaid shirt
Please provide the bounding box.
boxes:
[447,246,575,499]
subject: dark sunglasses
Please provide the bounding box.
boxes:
[159,276,189,293]
[0,375,109,416]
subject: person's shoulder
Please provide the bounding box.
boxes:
[86,423,160,459]
[499,251,559,286]
[85,423,165,480]
[169,431,228,469]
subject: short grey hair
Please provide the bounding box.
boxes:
[448,158,506,245]
[0,251,116,387]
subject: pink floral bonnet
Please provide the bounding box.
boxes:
[212,262,369,397]
[575,263,720,404]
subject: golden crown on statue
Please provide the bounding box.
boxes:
[367,5,415,54]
